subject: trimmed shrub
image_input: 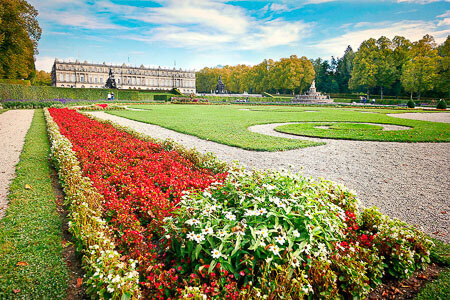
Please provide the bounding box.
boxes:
[407,99,416,108]
[154,94,172,101]
[436,99,447,109]
[0,79,31,85]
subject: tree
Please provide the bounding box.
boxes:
[391,36,412,96]
[401,35,440,100]
[33,70,51,86]
[336,46,355,93]
[349,37,397,100]
[436,36,449,98]
[0,0,41,79]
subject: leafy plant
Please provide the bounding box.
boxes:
[407,99,416,108]
[436,99,447,109]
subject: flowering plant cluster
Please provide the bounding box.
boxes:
[44,109,141,299]
[47,108,226,299]
[171,97,209,104]
[46,108,433,299]
[163,166,434,299]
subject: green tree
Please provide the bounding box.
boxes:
[436,36,449,98]
[349,37,397,100]
[336,45,355,93]
[33,70,51,86]
[401,35,440,100]
[0,0,41,79]
[391,36,412,96]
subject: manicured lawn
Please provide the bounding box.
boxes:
[108,105,450,151]
[0,109,68,298]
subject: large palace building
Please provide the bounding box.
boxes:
[51,59,196,94]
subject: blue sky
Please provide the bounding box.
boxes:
[30,0,450,72]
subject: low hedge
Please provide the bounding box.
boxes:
[0,83,174,101]
[0,79,31,85]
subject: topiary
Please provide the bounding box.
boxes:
[407,99,415,108]
[436,99,447,109]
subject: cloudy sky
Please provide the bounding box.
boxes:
[30,0,450,72]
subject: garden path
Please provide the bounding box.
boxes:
[387,112,450,123]
[88,111,450,242]
[0,109,34,219]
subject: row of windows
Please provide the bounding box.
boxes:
[60,85,196,93]
[56,65,195,77]
[59,74,195,87]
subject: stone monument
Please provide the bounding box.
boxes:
[215,74,226,94]
[292,80,333,104]
[105,68,117,89]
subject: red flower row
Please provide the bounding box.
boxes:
[49,108,225,297]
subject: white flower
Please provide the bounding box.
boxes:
[187,232,195,240]
[263,184,276,191]
[291,258,300,268]
[225,213,236,221]
[203,190,212,198]
[266,257,273,263]
[257,208,267,215]
[275,236,286,245]
[260,240,266,247]
[194,233,205,243]
[217,230,227,237]
[211,249,222,259]
[269,245,281,255]
[165,234,171,239]
[202,227,213,235]
[404,269,409,274]
[257,229,269,238]
[186,218,201,226]
[292,230,300,238]
[235,231,245,236]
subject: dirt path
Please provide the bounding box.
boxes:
[0,110,35,218]
[387,112,450,123]
[88,111,450,242]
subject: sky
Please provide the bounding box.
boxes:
[30,0,450,72]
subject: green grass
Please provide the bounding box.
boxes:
[0,109,68,298]
[0,109,6,114]
[415,269,449,300]
[108,104,450,151]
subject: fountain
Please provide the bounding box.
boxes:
[291,80,333,104]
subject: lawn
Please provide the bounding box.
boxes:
[108,105,450,151]
[0,109,68,298]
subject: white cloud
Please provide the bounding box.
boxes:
[35,56,56,72]
[109,0,311,50]
[313,20,450,57]
[437,10,450,26]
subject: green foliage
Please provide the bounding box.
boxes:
[436,99,447,109]
[407,99,416,108]
[414,268,449,300]
[0,110,68,298]
[163,166,433,298]
[196,56,314,94]
[0,0,41,79]
[0,83,173,101]
[0,78,30,85]
[33,70,51,86]
[429,238,450,266]
[154,94,172,101]
[262,92,273,97]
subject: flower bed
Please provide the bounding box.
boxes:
[46,108,434,299]
[171,96,209,103]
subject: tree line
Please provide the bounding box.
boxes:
[197,35,449,100]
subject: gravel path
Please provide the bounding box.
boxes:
[89,111,450,242]
[387,112,450,123]
[0,110,34,219]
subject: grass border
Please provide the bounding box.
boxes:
[0,109,69,298]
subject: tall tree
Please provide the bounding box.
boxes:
[349,37,396,100]
[436,36,449,98]
[0,0,41,79]
[336,46,355,93]
[401,35,440,100]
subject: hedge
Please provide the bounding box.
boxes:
[0,83,174,101]
[0,79,31,86]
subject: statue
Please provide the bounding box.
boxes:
[105,68,117,89]
[215,74,226,94]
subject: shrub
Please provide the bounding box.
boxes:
[407,99,416,108]
[436,99,447,109]
[154,94,171,101]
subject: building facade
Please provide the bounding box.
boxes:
[51,59,196,94]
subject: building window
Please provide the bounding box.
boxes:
[118,78,120,84]
[95,77,98,83]
[80,75,85,82]
[72,74,76,82]
[100,78,103,83]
